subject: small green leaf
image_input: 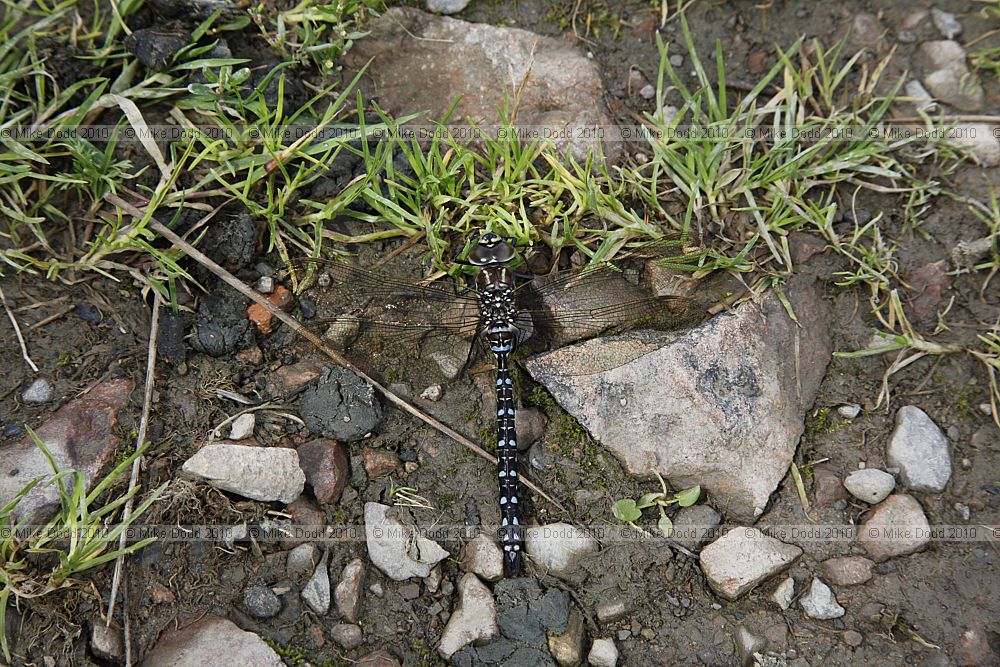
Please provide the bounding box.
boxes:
[612,499,641,523]
[636,492,663,509]
[674,485,701,507]
[657,510,673,538]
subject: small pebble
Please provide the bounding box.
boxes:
[243,583,281,619]
[369,582,384,598]
[229,413,256,440]
[74,303,102,323]
[979,403,993,417]
[931,7,962,39]
[22,378,54,403]
[837,404,861,419]
[843,630,863,647]
[669,54,683,67]
[257,276,275,294]
[420,384,444,402]
[954,502,971,520]
[639,84,655,100]
[299,297,317,320]
[4,423,26,439]
[897,30,917,43]
[961,458,972,469]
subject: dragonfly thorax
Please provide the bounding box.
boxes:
[469,233,516,266]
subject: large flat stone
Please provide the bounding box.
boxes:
[700,529,802,600]
[181,444,305,503]
[0,378,133,521]
[141,615,283,666]
[344,8,620,161]
[524,275,831,521]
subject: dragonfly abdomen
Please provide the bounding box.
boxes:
[492,344,522,577]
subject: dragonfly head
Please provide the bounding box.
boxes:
[469,232,516,266]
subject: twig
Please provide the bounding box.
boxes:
[104,194,564,512]
[27,305,75,331]
[0,287,39,372]
[106,291,161,654]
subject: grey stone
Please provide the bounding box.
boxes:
[844,469,896,504]
[916,41,984,111]
[344,8,621,162]
[364,502,449,580]
[243,583,281,619]
[302,549,331,614]
[735,625,767,667]
[228,413,255,440]
[799,578,845,620]
[22,377,54,403]
[770,577,794,610]
[299,367,382,442]
[931,8,962,39]
[905,79,937,113]
[524,275,831,521]
[425,0,469,14]
[948,124,1000,168]
[699,530,802,600]
[887,406,952,492]
[588,638,619,667]
[429,350,464,380]
[140,616,283,666]
[330,623,363,650]
[181,444,305,504]
[460,534,504,582]
[837,403,861,419]
[639,84,656,100]
[524,522,599,580]
[286,543,319,582]
[1,378,132,521]
[335,558,366,622]
[818,556,874,586]
[439,573,498,659]
[858,494,931,561]
[671,504,722,550]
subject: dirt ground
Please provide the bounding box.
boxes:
[0,1,998,666]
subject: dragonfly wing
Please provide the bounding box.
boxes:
[517,265,705,348]
[289,258,482,348]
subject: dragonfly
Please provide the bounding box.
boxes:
[290,232,705,577]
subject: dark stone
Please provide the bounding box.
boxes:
[74,303,102,324]
[148,0,237,19]
[243,583,282,619]
[299,297,317,320]
[299,367,383,441]
[157,308,188,362]
[124,28,190,70]
[296,438,350,504]
[189,292,253,357]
